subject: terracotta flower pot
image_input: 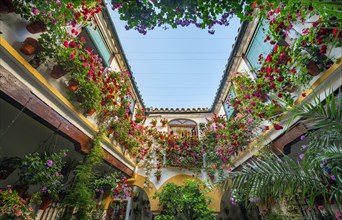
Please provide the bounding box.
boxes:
[26,20,47,34]
[259,92,268,103]
[86,108,96,116]
[209,174,215,181]
[0,0,14,13]
[283,82,296,93]
[39,197,53,210]
[50,65,67,79]
[20,37,41,55]
[306,61,320,76]
[156,175,161,181]
[67,79,79,92]
[107,127,114,135]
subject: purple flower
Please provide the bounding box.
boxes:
[301,144,307,150]
[300,135,305,140]
[55,172,59,177]
[47,173,50,177]
[32,8,40,15]
[249,197,259,203]
[331,175,336,181]
[299,154,304,160]
[41,186,47,192]
[46,160,53,167]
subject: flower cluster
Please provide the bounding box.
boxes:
[111,0,238,34]
[112,176,133,200]
[0,186,35,220]
[19,150,68,199]
[13,0,103,29]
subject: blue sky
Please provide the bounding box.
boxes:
[108,8,241,109]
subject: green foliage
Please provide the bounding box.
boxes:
[0,186,35,220]
[93,172,121,191]
[222,91,342,213]
[63,133,104,219]
[111,0,250,34]
[153,179,215,220]
[12,0,102,28]
[19,149,67,200]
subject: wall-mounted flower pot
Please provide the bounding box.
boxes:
[50,65,66,79]
[259,92,268,103]
[0,0,14,13]
[209,174,214,182]
[20,37,41,55]
[283,82,296,93]
[107,127,114,135]
[39,197,53,210]
[86,108,96,116]
[67,79,79,92]
[156,176,161,181]
[26,20,47,34]
[306,61,320,76]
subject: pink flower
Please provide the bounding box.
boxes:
[46,160,53,167]
[63,41,69,48]
[274,124,283,130]
[302,28,309,35]
[32,8,40,15]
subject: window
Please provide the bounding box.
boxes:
[245,21,274,70]
[223,87,236,120]
[169,119,197,137]
[85,26,111,66]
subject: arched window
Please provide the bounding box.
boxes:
[169,119,198,137]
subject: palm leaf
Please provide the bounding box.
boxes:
[288,90,342,131]
[223,154,324,205]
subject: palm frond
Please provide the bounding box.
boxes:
[223,154,324,205]
[288,90,342,131]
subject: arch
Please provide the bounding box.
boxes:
[169,118,198,137]
[127,173,224,212]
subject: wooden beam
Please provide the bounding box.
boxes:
[271,123,307,155]
[0,65,133,176]
[103,150,134,177]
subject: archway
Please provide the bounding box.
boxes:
[127,173,224,213]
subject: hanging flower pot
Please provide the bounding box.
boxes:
[50,65,67,79]
[67,79,79,92]
[306,61,320,76]
[86,108,96,116]
[39,197,53,210]
[20,37,41,55]
[0,0,14,13]
[26,20,47,34]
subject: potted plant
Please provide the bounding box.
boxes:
[12,0,103,33]
[0,185,35,219]
[93,172,121,198]
[150,119,157,127]
[160,118,168,127]
[134,108,145,124]
[19,37,41,55]
[18,149,67,209]
[154,169,162,181]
